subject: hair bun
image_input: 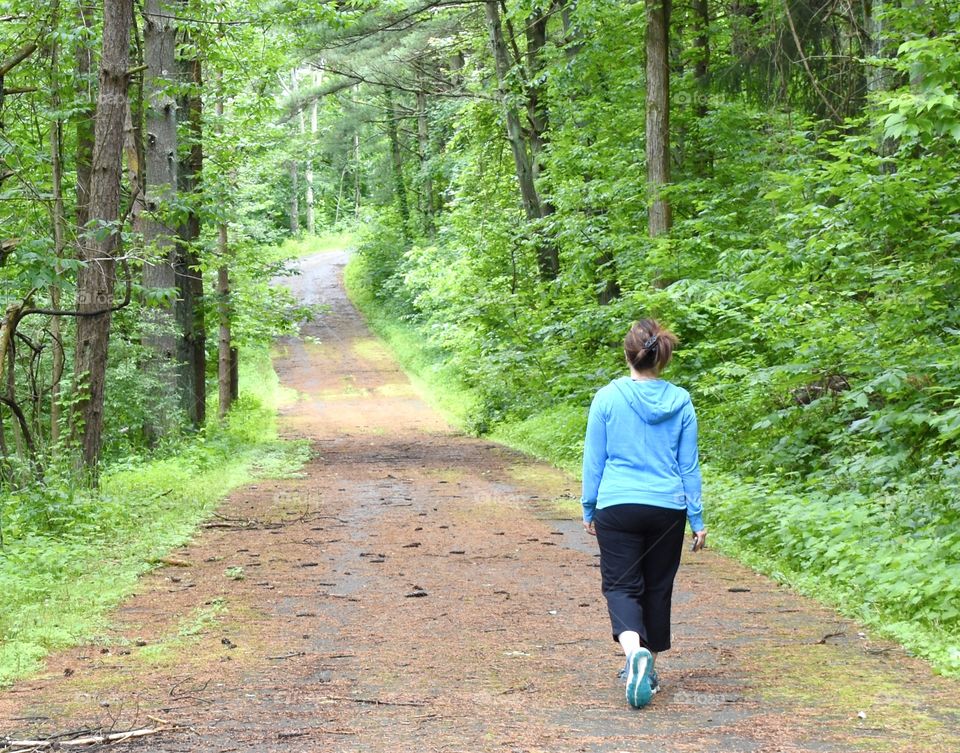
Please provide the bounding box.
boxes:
[624,319,677,373]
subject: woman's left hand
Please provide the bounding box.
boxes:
[583,519,596,536]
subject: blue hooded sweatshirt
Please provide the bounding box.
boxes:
[581,376,704,532]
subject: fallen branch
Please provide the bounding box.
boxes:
[816,630,846,644]
[4,726,166,751]
[203,508,323,531]
[151,557,192,567]
[327,696,426,708]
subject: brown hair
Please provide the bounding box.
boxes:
[624,319,678,374]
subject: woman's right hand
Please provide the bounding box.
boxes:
[691,529,707,552]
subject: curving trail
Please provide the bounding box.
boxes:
[2,249,958,752]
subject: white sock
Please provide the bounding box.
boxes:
[618,630,642,656]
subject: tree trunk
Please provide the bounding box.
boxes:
[216,82,234,419]
[692,0,712,176]
[335,163,347,225]
[306,81,317,234]
[72,0,134,471]
[384,87,410,234]
[353,132,361,217]
[289,157,299,233]
[175,27,205,427]
[483,0,558,279]
[416,87,434,232]
[142,0,178,369]
[646,0,672,237]
[75,2,96,245]
[525,6,550,181]
[48,0,66,445]
[692,0,709,116]
[229,347,239,404]
[217,251,233,420]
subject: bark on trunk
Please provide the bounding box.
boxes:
[416,87,434,232]
[142,0,178,366]
[306,89,317,234]
[73,0,134,470]
[48,0,66,445]
[75,2,96,245]
[385,87,410,234]
[216,82,234,419]
[176,33,205,427]
[217,252,233,420]
[646,0,672,237]
[289,157,299,233]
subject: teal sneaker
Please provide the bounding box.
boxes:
[625,648,655,708]
[619,658,660,694]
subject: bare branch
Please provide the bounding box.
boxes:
[0,41,37,76]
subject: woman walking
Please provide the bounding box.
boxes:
[581,319,707,709]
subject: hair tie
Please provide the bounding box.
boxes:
[643,335,659,350]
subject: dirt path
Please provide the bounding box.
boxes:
[3,250,959,753]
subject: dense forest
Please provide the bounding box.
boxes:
[0,0,958,681]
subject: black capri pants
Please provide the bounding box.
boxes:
[594,503,686,653]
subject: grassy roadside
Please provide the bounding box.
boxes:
[264,230,355,263]
[343,249,960,678]
[0,325,311,689]
[343,252,480,430]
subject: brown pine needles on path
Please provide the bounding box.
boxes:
[2,249,958,753]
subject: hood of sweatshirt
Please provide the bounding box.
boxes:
[611,376,689,425]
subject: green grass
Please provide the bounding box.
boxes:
[0,346,309,687]
[489,406,586,476]
[344,252,479,428]
[265,230,355,263]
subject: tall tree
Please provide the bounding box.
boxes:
[384,86,410,234]
[73,0,134,470]
[306,71,319,234]
[289,157,300,232]
[75,2,96,240]
[646,0,672,236]
[175,18,206,427]
[483,0,558,279]
[691,0,712,176]
[141,0,179,371]
[415,83,435,233]
[214,74,236,419]
[48,0,67,445]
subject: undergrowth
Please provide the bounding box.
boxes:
[0,346,309,688]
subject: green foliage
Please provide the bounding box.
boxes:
[708,471,960,675]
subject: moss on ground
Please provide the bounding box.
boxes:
[744,641,960,752]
